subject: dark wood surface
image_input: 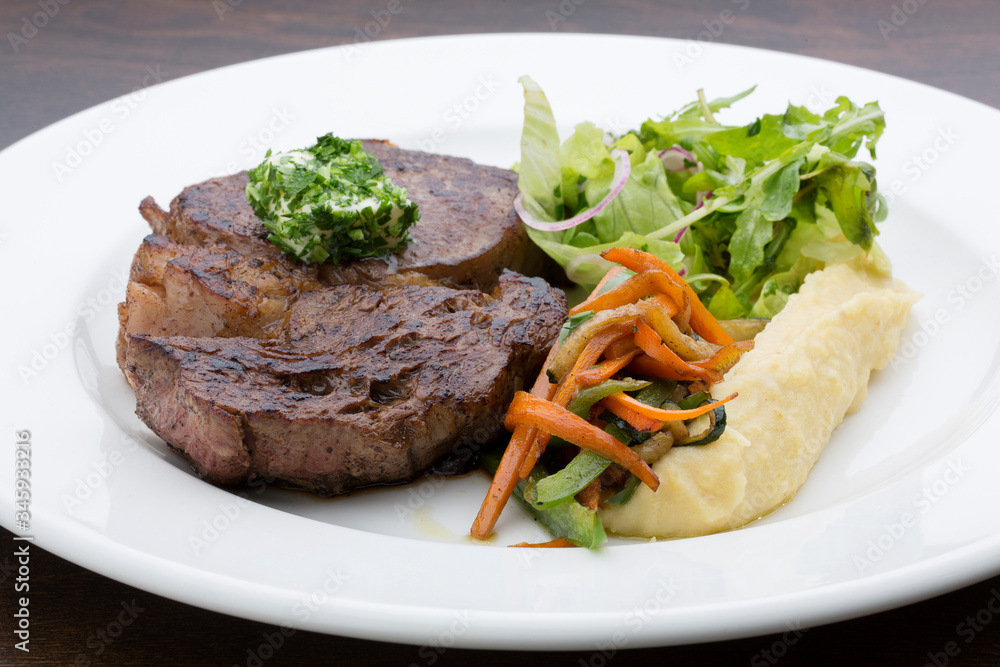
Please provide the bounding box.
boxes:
[3,1,1000,664]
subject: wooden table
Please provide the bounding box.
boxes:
[3,1,999,664]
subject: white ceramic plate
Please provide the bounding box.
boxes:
[3,34,1000,650]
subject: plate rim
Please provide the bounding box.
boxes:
[4,31,1000,650]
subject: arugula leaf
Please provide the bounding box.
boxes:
[728,208,773,283]
[759,158,804,222]
[813,164,878,250]
[707,114,799,166]
[246,134,418,264]
[639,86,756,150]
[707,283,749,319]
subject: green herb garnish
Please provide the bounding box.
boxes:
[245,134,419,264]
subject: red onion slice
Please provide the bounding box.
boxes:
[514,148,631,232]
[658,146,698,172]
[674,191,715,243]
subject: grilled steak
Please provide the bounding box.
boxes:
[115,234,322,370]
[122,142,567,494]
[122,272,566,494]
[139,140,547,291]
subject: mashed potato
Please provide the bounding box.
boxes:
[600,259,919,538]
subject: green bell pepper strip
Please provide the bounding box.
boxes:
[527,382,647,509]
[567,378,650,419]
[634,379,679,410]
[526,449,613,510]
[482,451,607,548]
[529,379,682,510]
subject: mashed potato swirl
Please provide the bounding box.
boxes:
[600,259,919,538]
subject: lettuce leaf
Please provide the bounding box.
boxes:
[516,76,687,289]
[515,77,890,315]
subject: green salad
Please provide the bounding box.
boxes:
[515,76,890,319]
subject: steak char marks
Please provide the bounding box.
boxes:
[120,141,566,494]
[124,273,564,494]
[116,234,322,367]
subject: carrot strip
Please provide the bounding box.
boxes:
[471,423,535,539]
[517,384,558,481]
[518,442,540,479]
[601,247,734,346]
[599,396,664,433]
[520,321,637,475]
[692,339,755,374]
[569,270,685,317]
[593,265,628,293]
[505,391,659,491]
[471,321,565,539]
[634,320,721,383]
[575,350,640,386]
[519,322,635,479]
[509,537,578,548]
[603,391,737,422]
[471,265,645,541]
[560,322,638,387]
[604,337,640,360]
[473,249,750,543]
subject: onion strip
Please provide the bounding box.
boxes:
[514,149,632,232]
